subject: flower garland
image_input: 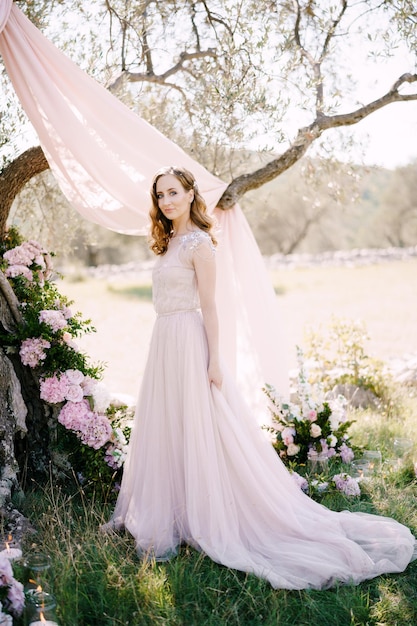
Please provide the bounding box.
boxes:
[1,229,131,475]
[264,347,360,498]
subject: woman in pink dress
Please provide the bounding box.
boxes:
[105,165,416,590]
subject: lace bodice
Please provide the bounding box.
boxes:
[152,231,215,315]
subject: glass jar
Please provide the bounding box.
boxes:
[25,590,59,625]
[23,552,52,593]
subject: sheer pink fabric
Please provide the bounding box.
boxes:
[0,0,288,401]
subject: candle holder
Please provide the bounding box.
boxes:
[23,553,52,593]
[393,438,413,460]
[308,452,328,474]
[351,458,371,480]
[25,590,59,626]
[361,450,382,472]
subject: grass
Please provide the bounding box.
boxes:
[33,260,417,624]
[11,392,417,626]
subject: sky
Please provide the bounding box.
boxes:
[345,43,417,169]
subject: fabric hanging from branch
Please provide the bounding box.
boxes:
[0,0,289,406]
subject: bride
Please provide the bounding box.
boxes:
[104,165,416,590]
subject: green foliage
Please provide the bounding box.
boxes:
[1,235,100,379]
[304,317,391,400]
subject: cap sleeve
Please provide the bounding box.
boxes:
[178,231,215,267]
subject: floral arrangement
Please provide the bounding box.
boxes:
[264,347,360,499]
[0,555,24,624]
[1,228,132,479]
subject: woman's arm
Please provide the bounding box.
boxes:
[193,240,223,389]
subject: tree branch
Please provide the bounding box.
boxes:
[217,73,417,209]
[107,48,216,92]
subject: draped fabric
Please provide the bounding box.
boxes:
[0,0,288,402]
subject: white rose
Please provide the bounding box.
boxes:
[310,423,322,438]
[65,384,84,403]
[65,369,85,384]
[287,443,300,456]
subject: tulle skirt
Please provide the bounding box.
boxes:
[111,310,416,589]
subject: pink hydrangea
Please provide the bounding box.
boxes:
[78,414,112,450]
[0,610,13,625]
[333,473,360,497]
[58,399,91,430]
[6,580,24,616]
[40,374,70,404]
[340,442,355,463]
[19,337,50,368]
[39,309,67,332]
[3,245,34,266]
[5,265,33,281]
[0,555,13,586]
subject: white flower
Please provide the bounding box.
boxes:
[310,423,322,438]
[65,369,85,385]
[287,443,300,456]
[328,434,337,448]
[92,382,111,413]
[65,384,84,403]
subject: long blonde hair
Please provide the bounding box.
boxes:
[149,166,217,255]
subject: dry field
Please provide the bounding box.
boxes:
[60,258,417,399]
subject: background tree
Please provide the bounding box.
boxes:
[366,160,417,247]
[1,0,417,233]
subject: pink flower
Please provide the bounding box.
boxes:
[6,580,24,616]
[65,369,84,385]
[333,473,360,496]
[0,555,13,585]
[340,443,355,463]
[40,374,70,404]
[62,306,73,319]
[3,245,33,266]
[307,409,317,421]
[281,426,295,446]
[19,338,50,368]
[78,414,112,450]
[65,384,84,403]
[39,310,67,332]
[5,265,33,281]
[58,399,91,430]
[81,377,97,396]
[0,610,12,626]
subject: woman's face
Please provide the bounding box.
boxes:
[155,174,193,224]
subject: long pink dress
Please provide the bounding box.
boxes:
[111,230,416,590]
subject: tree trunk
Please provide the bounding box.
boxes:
[0,146,49,237]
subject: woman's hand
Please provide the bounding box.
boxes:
[208,360,223,390]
